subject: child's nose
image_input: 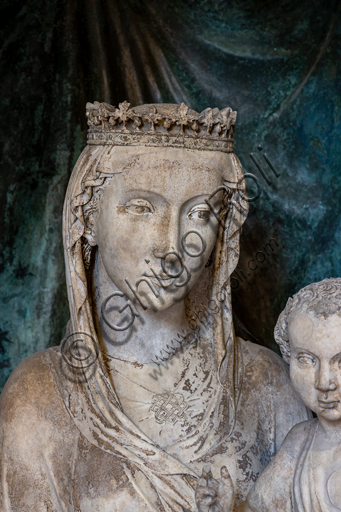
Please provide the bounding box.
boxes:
[315,360,337,392]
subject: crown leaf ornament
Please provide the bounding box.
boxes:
[86,101,237,153]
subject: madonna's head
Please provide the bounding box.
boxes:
[65,101,247,315]
[83,145,239,311]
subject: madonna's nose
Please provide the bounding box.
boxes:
[152,208,182,260]
[153,248,174,259]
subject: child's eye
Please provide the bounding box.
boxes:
[124,199,154,215]
[297,354,315,366]
[188,204,211,220]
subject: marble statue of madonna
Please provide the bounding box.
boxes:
[0,101,309,512]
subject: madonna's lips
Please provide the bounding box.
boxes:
[143,268,190,289]
[148,276,174,288]
[143,273,174,289]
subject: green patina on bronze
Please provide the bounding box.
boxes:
[0,0,340,389]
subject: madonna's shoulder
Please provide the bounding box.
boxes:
[239,337,290,380]
[238,339,311,451]
[0,347,67,426]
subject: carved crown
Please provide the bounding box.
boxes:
[86,101,237,153]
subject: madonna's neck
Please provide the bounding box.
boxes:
[91,251,190,363]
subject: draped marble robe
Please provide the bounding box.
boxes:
[0,145,309,512]
[246,418,341,512]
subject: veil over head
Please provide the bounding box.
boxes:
[57,102,249,511]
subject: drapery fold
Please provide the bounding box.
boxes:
[0,0,339,392]
[57,139,248,510]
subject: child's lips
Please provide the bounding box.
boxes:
[318,399,340,409]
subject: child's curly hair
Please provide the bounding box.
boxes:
[274,278,341,364]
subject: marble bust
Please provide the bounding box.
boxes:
[0,101,309,512]
[238,278,341,512]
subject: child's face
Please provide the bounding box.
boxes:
[289,312,341,422]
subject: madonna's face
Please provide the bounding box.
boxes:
[93,146,231,311]
[289,311,341,423]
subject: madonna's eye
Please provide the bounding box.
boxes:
[124,199,154,216]
[296,354,316,366]
[188,204,211,221]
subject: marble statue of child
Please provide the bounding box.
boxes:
[196,277,341,512]
[232,277,341,512]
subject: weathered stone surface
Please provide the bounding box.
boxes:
[239,278,341,512]
[0,1,340,392]
[0,102,309,510]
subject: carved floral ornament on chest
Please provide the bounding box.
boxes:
[86,101,237,153]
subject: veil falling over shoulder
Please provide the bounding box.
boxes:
[51,139,248,511]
